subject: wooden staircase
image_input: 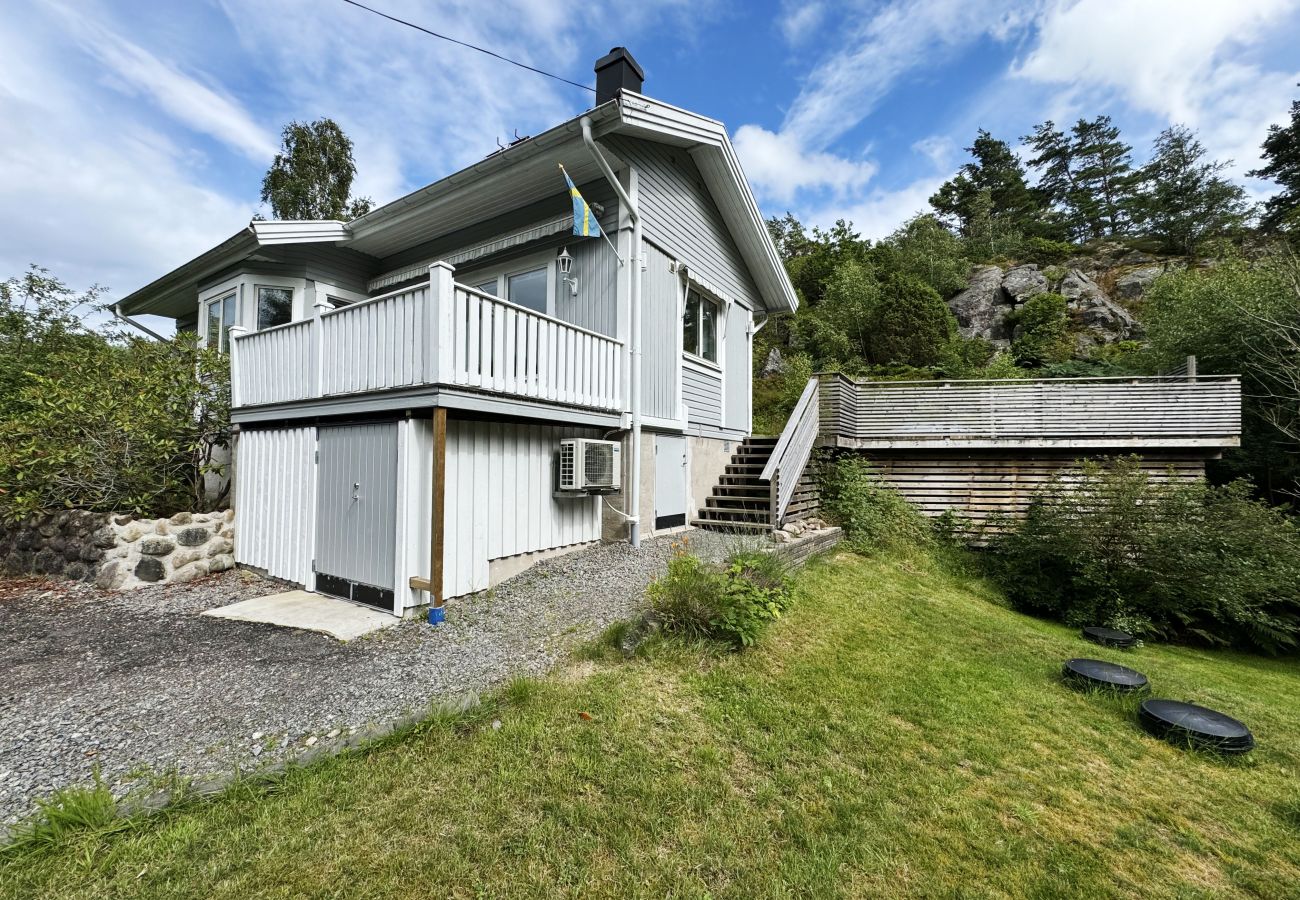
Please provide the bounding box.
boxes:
[691,436,779,533]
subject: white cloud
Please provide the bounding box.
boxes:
[1016,0,1300,177]
[50,3,277,163]
[733,125,876,206]
[802,175,947,240]
[780,1,827,45]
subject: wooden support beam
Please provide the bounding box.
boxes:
[408,407,448,607]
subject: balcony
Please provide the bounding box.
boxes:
[229,262,623,416]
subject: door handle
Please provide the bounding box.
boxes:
[352,482,360,501]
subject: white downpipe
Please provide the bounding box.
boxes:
[581,114,643,548]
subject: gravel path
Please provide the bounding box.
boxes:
[0,532,734,827]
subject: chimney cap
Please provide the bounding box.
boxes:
[595,46,645,81]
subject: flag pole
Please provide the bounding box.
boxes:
[560,163,624,266]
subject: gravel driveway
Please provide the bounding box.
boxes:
[0,533,726,827]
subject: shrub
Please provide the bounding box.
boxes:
[1008,292,1073,367]
[1024,236,1076,265]
[989,457,1300,654]
[0,334,230,520]
[820,456,933,553]
[752,352,814,435]
[646,543,793,648]
[866,274,958,367]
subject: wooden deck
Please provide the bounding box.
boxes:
[818,372,1241,450]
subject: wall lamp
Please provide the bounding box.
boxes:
[557,246,578,297]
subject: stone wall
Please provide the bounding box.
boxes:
[0,510,235,590]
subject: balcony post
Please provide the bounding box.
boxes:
[227,326,248,408]
[428,261,456,384]
[312,296,330,399]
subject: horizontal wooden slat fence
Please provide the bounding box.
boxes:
[231,264,622,413]
[819,373,1241,448]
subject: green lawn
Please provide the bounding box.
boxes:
[4,549,1299,899]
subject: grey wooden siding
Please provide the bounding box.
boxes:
[683,364,722,428]
[723,302,750,432]
[641,242,680,420]
[605,135,760,306]
[199,244,378,296]
[860,451,1207,531]
[551,233,618,337]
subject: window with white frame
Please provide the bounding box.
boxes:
[683,288,719,363]
[205,292,236,352]
[460,250,555,315]
[256,285,293,329]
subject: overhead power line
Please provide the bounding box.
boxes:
[338,0,596,94]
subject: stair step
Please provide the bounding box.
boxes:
[691,518,773,534]
[694,510,771,524]
[706,495,772,509]
[713,485,770,496]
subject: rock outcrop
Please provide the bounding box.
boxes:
[946,256,1157,355]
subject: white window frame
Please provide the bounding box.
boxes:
[682,286,722,368]
[199,277,242,352]
[254,283,295,330]
[458,247,558,316]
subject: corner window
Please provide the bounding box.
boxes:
[683,289,718,363]
[507,267,547,314]
[206,292,236,352]
[256,285,293,329]
[470,279,498,297]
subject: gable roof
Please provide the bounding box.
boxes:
[119,94,796,317]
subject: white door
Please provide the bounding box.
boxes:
[654,434,688,530]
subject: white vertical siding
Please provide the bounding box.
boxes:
[442,419,602,599]
[641,243,681,421]
[683,363,723,429]
[724,303,751,433]
[235,426,316,586]
[396,418,433,611]
[556,236,619,337]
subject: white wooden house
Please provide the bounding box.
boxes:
[116,49,798,615]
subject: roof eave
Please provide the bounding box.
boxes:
[117,227,258,317]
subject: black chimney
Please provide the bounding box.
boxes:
[594,47,644,105]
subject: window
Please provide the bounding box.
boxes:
[683,289,719,363]
[507,267,547,313]
[256,286,293,330]
[205,292,236,352]
[470,279,498,297]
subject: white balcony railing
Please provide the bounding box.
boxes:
[230,262,623,413]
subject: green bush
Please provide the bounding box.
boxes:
[989,457,1300,654]
[1024,237,1076,265]
[646,543,793,648]
[752,352,814,435]
[1009,292,1073,367]
[866,274,958,367]
[0,334,230,520]
[820,456,933,553]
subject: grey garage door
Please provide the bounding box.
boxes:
[315,423,398,611]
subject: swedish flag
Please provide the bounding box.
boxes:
[561,165,602,238]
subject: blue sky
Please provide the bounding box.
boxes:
[2,0,1299,309]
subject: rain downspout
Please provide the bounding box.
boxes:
[581,113,643,548]
[113,303,168,341]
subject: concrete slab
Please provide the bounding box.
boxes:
[202,590,396,641]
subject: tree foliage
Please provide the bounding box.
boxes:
[1137,125,1250,253]
[865,274,956,367]
[260,118,373,221]
[929,130,1042,252]
[1009,292,1073,367]
[1249,92,1300,233]
[0,268,231,520]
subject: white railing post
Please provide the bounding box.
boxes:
[428,261,456,385]
[312,297,329,399]
[227,326,247,408]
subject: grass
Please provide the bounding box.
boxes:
[3,549,1299,898]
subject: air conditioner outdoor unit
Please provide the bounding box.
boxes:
[557,438,621,493]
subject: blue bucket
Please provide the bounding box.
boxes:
[427,606,446,626]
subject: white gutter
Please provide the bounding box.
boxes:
[113,303,168,341]
[581,113,643,548]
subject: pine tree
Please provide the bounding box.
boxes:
[1023,121,1077,240]
[1069,116,1141,239]
[1138,125,1250,253]
[929,130,1043,242]
[1248,93,1300,232]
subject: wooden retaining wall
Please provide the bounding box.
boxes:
[854,450,1208,530]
